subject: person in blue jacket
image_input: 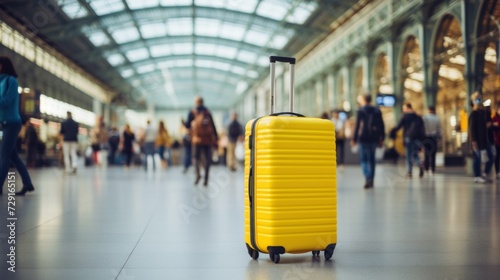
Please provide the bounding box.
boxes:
[0,56,35,195]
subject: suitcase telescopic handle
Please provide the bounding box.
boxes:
[269,56,295,115]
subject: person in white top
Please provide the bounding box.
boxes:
[141,120,158,171]
[422,106,441,175]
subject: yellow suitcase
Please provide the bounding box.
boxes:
[244,56,337,263]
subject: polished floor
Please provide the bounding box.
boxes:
[0,163,499,280]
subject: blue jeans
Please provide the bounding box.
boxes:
[405,138,422,174]
[359,142,378,180]
[143,142,156,170]
[473,145,494,177]
[183,140,192,170]
[0,122,33,192]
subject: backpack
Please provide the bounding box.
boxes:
[406,115,426,140]
[191,109,215,145]
[360,107,384,142]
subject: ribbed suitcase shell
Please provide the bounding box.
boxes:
[244,115,337,256]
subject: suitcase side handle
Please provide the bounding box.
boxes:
[270,56,295,114]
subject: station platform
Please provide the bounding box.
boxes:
[1,164,499,280]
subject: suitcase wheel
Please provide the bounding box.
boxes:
[269,253,280,264]
[250,249,259,260]
[312,250,320,257]
[324,250,333,260]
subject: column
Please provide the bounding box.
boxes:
[389,40,403,119]
[461,0,478,113]
[315,78,324,116]
[103,103,111,125]
[327,72,336,111]
[417,14,434,110]
[361,54,371,94]
[93,99,102,119]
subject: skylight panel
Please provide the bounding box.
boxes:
[126,48,149,62]
[219,23,246,41]
[89,0,125,16]
[237,50,258,64]
[215,45,237,59]
[57,0,89,19]
[244,30,271,47]
[167,18,193,35]
[226,0,258,13]
[195,60,213,68]
[247,70,259,79]
[195,43,216,56]
[150,45,171,57]
[194,0,224,8]
[171,43,193,55]
[236,81,248,95]
[257,56,269,67]
[231,66,246,75]
[212,62,231,71]
[137,64,156,74]
[121,69,135,78]
[173,59,193,67]
[269,34,289,49]
[111,27,140,43]
[126,0,159,9]
[140,23,167,39]
[256,0,291,21]
[87,31,110,46]
[159,0,191,5]
[287,2,317,24]
[106,53,125,66]
[195,19,221,37]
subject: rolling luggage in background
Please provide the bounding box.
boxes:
[244,56,337,263]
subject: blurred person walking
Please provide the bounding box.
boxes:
[121,124,136,169]
[331,110,346,168]
[107,127,120,165]
[491,103,500,178]
[90,116,108,167]
[155,120,171,169]
[24,117,39,168]
[227,112,243,171]
[392,103,425,179]
[422,106,441,176]
[469,92,494,183]
[185,97,218,186]
[60,111,79,174]
[181,119,192,173]
[141,120,157,171]
[0,56,35,195]
[351,94,385,189]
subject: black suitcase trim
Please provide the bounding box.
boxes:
[248,116,263,253]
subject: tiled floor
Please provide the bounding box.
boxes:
[1,164,499,280]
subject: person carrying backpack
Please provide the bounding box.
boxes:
[351,94,385,189]
[391,103,425,179]
[185,96,218,186]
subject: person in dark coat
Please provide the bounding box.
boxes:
[469,92,494,183]
[392,103,425,179]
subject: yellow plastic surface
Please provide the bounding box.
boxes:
[244,116,337,254]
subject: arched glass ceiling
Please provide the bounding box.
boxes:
[18,0,352,109]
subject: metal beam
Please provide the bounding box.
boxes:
[74,35,284,62]
[40,6,318,37]
[116,54,263,73]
